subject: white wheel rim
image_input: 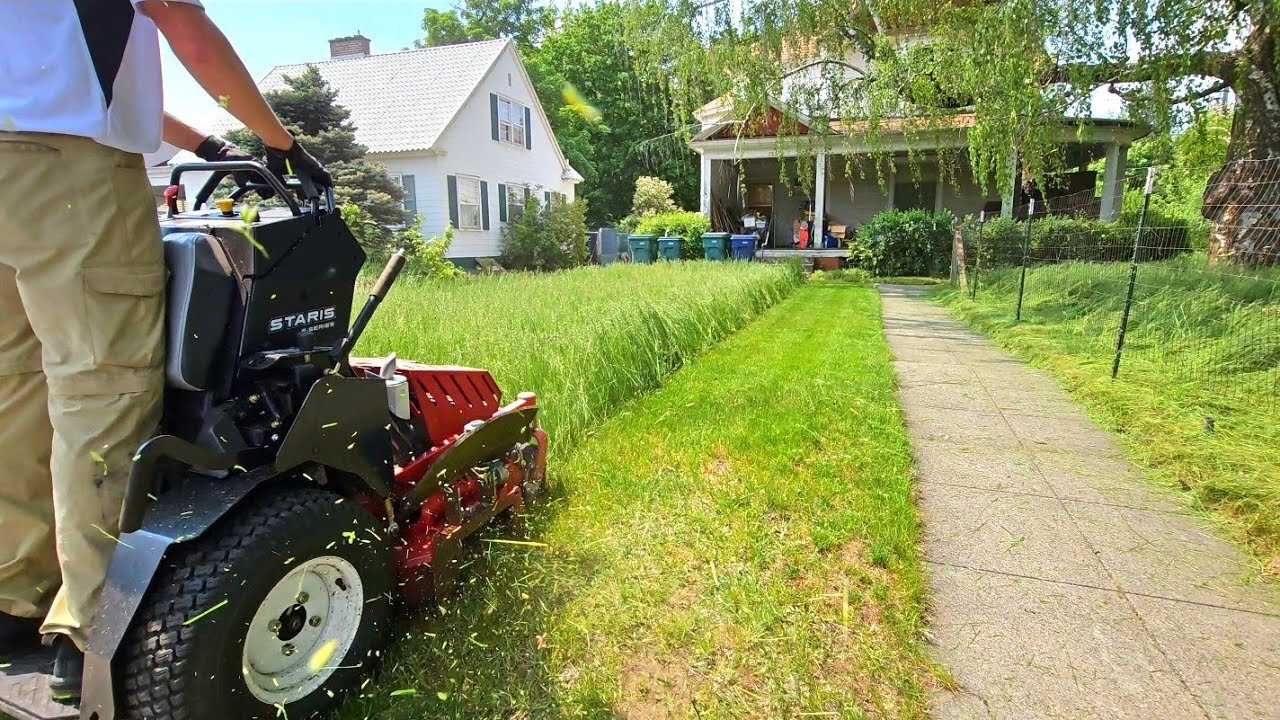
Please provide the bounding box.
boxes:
[241,556,365,705]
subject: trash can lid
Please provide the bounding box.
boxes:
[730,234,757,241]
[658,236,683,241]
[701,232,731,239]
[628,234,657,240]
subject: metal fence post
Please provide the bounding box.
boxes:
[1111,168,1157,378]
[971,211,985,300]
[1015,199,1035,323]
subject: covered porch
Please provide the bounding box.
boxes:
[691,116,1146,255]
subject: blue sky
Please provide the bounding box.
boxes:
[162,0,448,129]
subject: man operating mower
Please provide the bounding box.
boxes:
[0,0,330,701]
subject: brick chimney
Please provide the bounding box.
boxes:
[329,34,371,59]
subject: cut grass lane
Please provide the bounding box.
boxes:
[339,283,934,719]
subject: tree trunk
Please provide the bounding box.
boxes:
[1204,18,1280,266]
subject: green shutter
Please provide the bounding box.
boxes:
[524,106,532,149]
[497,183,507,222]
[490,94,500,141]
[446,175,458,228]
[524,186,531,203]
[480,180,490,230]
[544,190,551,207]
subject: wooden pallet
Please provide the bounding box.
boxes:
[0,648,78,720]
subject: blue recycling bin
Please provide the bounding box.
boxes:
[730,234,757,261]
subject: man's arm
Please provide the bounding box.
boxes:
[162,113,208,153]
[140,1,293,151]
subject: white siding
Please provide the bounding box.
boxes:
[371,152,443,233]
[429,47,578,259]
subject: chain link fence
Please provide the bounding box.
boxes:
[955,158,1280,408]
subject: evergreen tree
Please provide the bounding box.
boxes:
[226,65,406,235]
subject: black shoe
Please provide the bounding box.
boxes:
[0,612,42,653]
[49,637,82,703]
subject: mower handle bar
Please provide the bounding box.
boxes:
[170,161,337,217]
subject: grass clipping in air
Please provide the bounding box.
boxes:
[938,255,1280,573]
[339,282,933,718]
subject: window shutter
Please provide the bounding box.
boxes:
[480,180,490,230]
[446,175,458,228]
[524,106,532,149]
[490,94,500,141]
[524,186,531,203]
[544,190,551,207]
[497,183,507,222]
[402,175,417,215]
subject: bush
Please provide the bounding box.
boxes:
[500,195,590,271]
[618,176,679,232]
[396,218,463,279]
[851,209,956,277]
[633,211,711,260]
[969,213,1193,268]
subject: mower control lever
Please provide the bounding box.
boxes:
[331,249,408,371]
[173,161,301,217]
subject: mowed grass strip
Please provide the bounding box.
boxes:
[339,283,932,719]
[357,262,801,449]
[938,257,1280,572]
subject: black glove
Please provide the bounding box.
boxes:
[265,137,333,191]
[194,135,266,195]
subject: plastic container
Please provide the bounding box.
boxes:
[730,234,757,261]
[700,232,730,260]
[628,234,657,264]
[657,236,683,260]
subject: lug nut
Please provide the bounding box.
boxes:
[268,620,282,634]
[282,643,295,657]
[296,592,309,604]
[309,615,322,627]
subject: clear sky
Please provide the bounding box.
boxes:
[162,0,449,130]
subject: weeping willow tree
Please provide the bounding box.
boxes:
[627,0,1278,264]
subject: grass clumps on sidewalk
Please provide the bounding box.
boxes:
[358,261,801,448]
[938,257,1280,573]
[341,283,932,719]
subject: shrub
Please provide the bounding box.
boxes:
[500,195,590,271]
[633,211,711,260]
[810,267,874,284]
[969,213,1193,268]
[396,219,463,279]
[851,209,956,277]
[619,176,679,232]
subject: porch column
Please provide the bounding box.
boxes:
[1002,151,1018,218]
[699,153,712,218]
[813,152,827,238]
[1099,142,1128,220]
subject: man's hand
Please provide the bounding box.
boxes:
[265,138,334,189]
[195,135,268,194]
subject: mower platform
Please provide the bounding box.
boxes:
[0,648,77,720]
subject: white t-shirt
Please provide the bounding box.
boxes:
[0,0,203,154]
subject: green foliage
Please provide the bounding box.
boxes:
[633,210,710,259]
[629,176,678,216]
[809,267,874,284]
[226,64,406,247]
[499,196,590,271]
[396,220,464,280]
[419,8,474,47]
[970,214,1192,268]
[852,209,955,277]
[625,0,1270,198]
[417,0,551,48]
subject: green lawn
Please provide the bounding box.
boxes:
[339,283,933,719]
[938,257,1280,574]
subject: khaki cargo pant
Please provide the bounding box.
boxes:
[0,132,165,650]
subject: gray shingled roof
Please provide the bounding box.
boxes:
[256,38,509,154]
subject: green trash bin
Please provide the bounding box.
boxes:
[700,232,730,261]
[657,236,683,260]
[628,234,656,264]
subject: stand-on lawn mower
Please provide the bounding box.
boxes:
[0,162,546,720]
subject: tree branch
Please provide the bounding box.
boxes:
[1047,50,1239,86]
[784,58,867,79]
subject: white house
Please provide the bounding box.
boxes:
[191,35,580,266]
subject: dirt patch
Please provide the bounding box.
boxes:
[701,444,732,481]
[614,651,695,720]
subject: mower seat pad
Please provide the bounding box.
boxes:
[163,232,236,391]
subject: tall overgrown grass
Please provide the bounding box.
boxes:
[939,255,1280,570]
[356,262,802,449]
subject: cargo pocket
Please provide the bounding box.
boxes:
[83,266,167,369]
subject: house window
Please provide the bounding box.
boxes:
[893,180,938,212]
[506,183,527,220]
[455,175,482,230]
[498,96,526,147]
[392,174,417,215]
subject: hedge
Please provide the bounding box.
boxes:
[633,211,712,260]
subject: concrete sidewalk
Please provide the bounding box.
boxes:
[879,285,1280,720]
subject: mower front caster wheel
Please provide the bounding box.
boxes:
[118,487,394,720]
